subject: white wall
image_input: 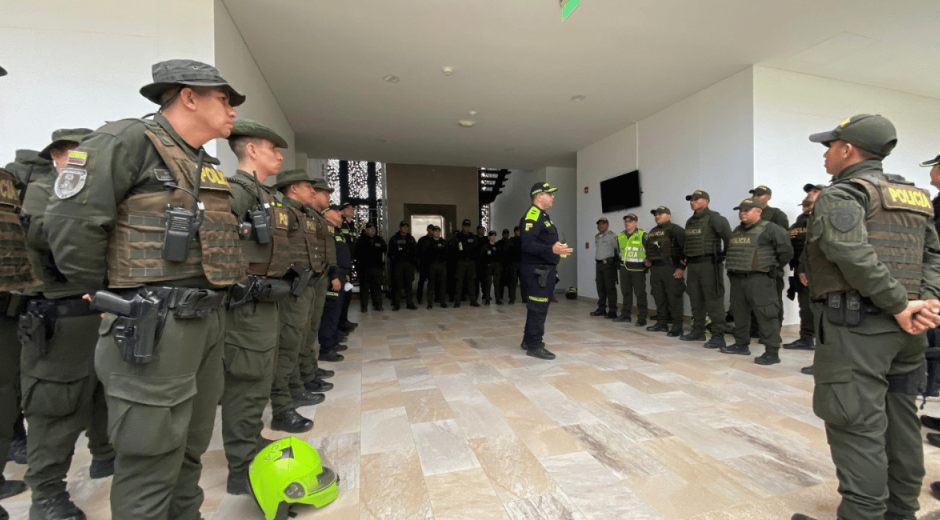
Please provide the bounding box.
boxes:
[0,1,215,165]
[490,168,541,235]
[545,167,578,290]
[213,0,295,174]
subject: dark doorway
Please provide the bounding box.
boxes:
[403,204,458,239]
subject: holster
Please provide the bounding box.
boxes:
[93,290,165,364]
[228,276,289,309]
[0,293,29,319]
[18,299,56,358]
[287,265,313,296]
[924,347,940,402]
[534,267,549,288]
[787,276,798,301]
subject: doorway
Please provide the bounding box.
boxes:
[403,203,458,239]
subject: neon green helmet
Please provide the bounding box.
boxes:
[248,436,339,520]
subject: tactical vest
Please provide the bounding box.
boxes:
[646,226,672,261]
[790,213,809,261]
[684,211,720,257]
[807,177,932,300]
[0,170,38,292]
[283,202,312,271]
[305,210,330,273]
[107,123,245,288]
[618,230,646,267]
[726,220,777,273]
[227,176,292,278]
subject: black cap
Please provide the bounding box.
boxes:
[320,202,340,215]
[365,221,376,228]
[462,219,471,226]
[920,154,940,167]
[733,198,761,211]
[502,229,509,234]
[513,226,520,231]
[803,183,826,193]
[808,114,897,156]
[651,206,671,215]
[399,221,410,227]
[488,231,497,236]
[530,182,558,196]
[749,185,771,196]
[477,225,485,230]
[685,190,710,201]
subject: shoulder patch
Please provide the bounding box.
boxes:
[829,205,862,233]
[54,167,87,199]
[153,168,173,182]
[66,150,87,167]
[525,207,541,221]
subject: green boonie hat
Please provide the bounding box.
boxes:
[39,128,94,160]
[228,120,288,148]
[140,59,245,107]
[650,206,670,215]
[272,169,312,191]
[803,183,826,193]
[808,114,897,156]
[530,181,558,196]
[749,185,771,196]
[623,213,638,221]
[733,198,761,211]
[919,154,940,168]
[685,190,709,201]
[5,150,55,185]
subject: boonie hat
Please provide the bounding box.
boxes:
[623,213,638,221]
[749,186,771,196]
[272,169,315,191]
[808,114,897,156]
[39,128,94,160]
[685,190,710,201]
[140,59,246,107]
[596,217,608,224]
[651,206,671,215]
[228,120,288,148]
[803,183,826,193]
[733,198,761,211]
[530,182,558,196]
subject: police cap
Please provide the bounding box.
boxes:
[808,114,897,157]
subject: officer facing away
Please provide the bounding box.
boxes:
[792,114,940,520]
[519,182,573,360]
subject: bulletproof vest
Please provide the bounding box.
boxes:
[228,176,292,278]
[618,230,646,262]
[790,213,809,260]
[456,232,476,260]
[306,210,331,273]
[646,226,672,261]
[0,169,38,292]
[726,220,777,273]
[283,202,312,271]
[684,210,720,257]
[107,123,245,288]
[807,176,932,300]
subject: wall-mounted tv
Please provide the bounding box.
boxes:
[600,170,641,213]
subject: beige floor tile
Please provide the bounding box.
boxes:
[425,468,510,520]
[401,388,455,423]
[412,419,480,476]
[504,492,587,520]
[503,407,584,459]
[478,381,538,413]
[311,396,362,437]
[562,421,668,479]
[360,448,433,520]
[360,407,414,454]
[361,380,405,412]
[448,396,515,439]
[543,374,609,402]
[469,434,559,501]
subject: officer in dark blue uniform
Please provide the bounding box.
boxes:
[318,203,351,362]
[519,182,573,360]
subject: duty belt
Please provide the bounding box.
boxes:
[728,271,772,279]
[685,256,715,264]
[27,296,96,318]
[596,257,616,264]
[0,292,30,319]
[649,259,672,267]
[115,286,227,314]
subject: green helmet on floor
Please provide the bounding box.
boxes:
[248,436,339,520]
[565,287,578,300]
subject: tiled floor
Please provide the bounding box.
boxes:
[6,297,940,519]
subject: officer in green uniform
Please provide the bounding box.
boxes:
[220,120,300,495]
[784,184,824,354]
[682,190,732,348]
[479,231,503,305]
[645,206,686,336]
[719,198,793,365]
[614,213,648,326]
[748,185,790,332]
[4,149,56,188]
[791,114,940,520]
[269,171,329,435]
[21,128,117,520]
[45,59,247,520]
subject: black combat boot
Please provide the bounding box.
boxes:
[293,391,325,407]
[679,332,706,341]
[226,470,249,495]
[783,337,815,350]
[271,409,313,433]
[305,378,334,392]
[719,343,751,356]
[646,323,668,332]
[525,347,556,360]
[316,367,335,379]
[704,335,726,349]
[30,492,85,520]
[754,352,781,366]
[89,457,115,479]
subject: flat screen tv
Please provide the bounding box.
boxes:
[600,170,641,213]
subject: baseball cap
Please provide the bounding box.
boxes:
[488,231,497,236]
[685,190,710,201]
[340,202,353,209]
[365,222,376,229]
[513,226,520,231]
[530,182,558,196]
[733,198,761,211]
[140,59,245,106]
[623,213,638,221]
[803,183,826,193]
[502,229,509,234]
[320,202,340,215]
[808,114,897,156]
[227,119,288,148]
[749,185,771,196]
[462,219,471,226]
[399,221,409,227]
[650,206,671,215]
[920,154,940,167]
[596,217,608,224]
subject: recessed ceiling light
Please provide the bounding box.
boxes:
[383,75,400,83]
[571,95,586,101]
[468,110,477,117]
[442,66,455,76]
[458,120,476,128]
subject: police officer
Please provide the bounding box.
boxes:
[20,128,117,520]
[354,222,386,312]
[719,198,793,365]
[4,149,56,188]
[453,219,480,307]
[519,182,573,360]
[318,203,352,360]
[506,226,525,304]
[337,202,357,333]
[791,114,940,520]
[423,226,448,309]
[592,217,619,318]
[784,184,824,353]
[45,59,247,520]
[748,185,790,333]
[480,231,503,305]
[219,121,299,495]
[645,206,686,336]
[682,190,732,348]
[416,224,434,304]
[615,213,648,326]
[387,221,418,310]
[497,229,511,301]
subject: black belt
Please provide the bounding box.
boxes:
[27,296,95,318]
[686,256,715,264]
[116,286,227,311]
[596,257,617,265]
[649,259,669,267]
[728,271,772,279]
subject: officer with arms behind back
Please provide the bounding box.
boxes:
[791,114,940,520]
[591,217,619,318]
[519,182,573,360]
[682,190,732,348]
[645,206,686,336]
[44,59,248,520]
[354,222,386,312]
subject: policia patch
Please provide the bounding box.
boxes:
[829,205,862,233]
[54,166,87,199]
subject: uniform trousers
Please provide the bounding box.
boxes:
[23,312,112,501]
[454,260,477,304]
[520,263,556,348]
[728,273,781,355]
[270,283,315,417]
[318,288,345,353]
[390,261,416,307]
[649,264,685,330]
[296,275,327,388]
[358,267,384,311]
[795,279,818,340]
[426,263,446,304]
[618,265,648,320]
[507,261,526,302]
[0,315,21,486]
[813,312,926,520]
[416,266,428,303]
[686,260,727,336]
[221,299,278,477]
[482,262,502,302]
[594,260,618,313]
[97,300,226,520]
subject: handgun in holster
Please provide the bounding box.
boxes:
[534,268,549,288]
[91,290,164,364]
[228,277,261,309]
[17,300,56,358]
[288,265,313,296]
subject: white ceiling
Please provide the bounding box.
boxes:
[223,0,940,169]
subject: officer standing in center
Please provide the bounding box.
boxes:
[480,231,503,305]
[614,213,649,326]
[719,198,793,365]
[645,206,687,336]
[354,222,386,312]
[387,221,418,310]
[682,190,732,348]
[453,219,480,307]
[45,59,247,520]
[791,114,940,520]
[592,217,619,319]
[519,182,573,360]
[423,225,448,309]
